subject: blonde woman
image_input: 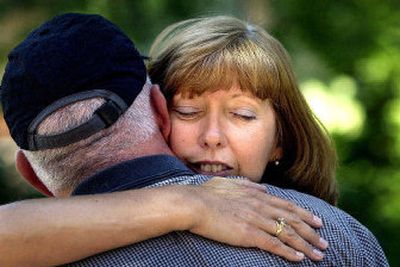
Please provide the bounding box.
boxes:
[148,16,337,204]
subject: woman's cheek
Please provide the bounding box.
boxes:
[169,124,191,156]
[235,128,273,182]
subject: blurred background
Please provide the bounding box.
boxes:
[0,0,399,265]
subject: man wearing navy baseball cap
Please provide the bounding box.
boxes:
[0,13,191,265]
[1,13,147,152]
[0,13,388,267]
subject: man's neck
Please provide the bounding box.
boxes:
[71,154,193,195]
[65,136,175,196]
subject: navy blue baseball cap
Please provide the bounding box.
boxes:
[0,13,147,151]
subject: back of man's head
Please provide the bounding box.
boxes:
[0,13,160,195]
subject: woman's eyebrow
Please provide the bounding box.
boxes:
[231,93,257,100]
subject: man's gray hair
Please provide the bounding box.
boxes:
[24,82,157,196]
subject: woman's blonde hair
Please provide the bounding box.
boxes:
[148,16,338,205]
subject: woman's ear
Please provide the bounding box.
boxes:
[150,84,171,140]
[271,147,283,161]
[15,150,53,196]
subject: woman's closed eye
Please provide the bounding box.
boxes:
[231,109,257,121]
[172,106,202,119]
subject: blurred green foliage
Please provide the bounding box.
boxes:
[0,0,399,265]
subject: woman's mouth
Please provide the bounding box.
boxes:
[188,161,234,176]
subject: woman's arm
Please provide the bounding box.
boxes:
[0,177,327,267]
[0,186,191,267]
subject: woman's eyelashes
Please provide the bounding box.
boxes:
[231,109,257,121]
[172,106,201,119]
[172,105,258,122]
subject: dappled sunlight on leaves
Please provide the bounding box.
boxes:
[376,170,400,224]
[301,76,365,138]
[383,99,400,162]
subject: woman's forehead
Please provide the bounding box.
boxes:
[174,81,262,100]
[174,75,273,101]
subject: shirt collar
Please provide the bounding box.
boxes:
[72,154,194,195]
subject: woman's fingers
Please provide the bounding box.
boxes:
[197,177,328,261]
[252,229,305,262]
[283,212,328,250]
[247,192,328,251]
[244,205,325,261]
[260,194,323,228]
[273,223,325,261]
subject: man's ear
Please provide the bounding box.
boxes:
[15,150,53,197]
[150,84,171,140]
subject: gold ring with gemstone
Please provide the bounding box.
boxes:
[275,217,287,236]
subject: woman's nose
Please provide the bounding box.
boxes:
[199,117,227,149]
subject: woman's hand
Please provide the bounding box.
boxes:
[186,177,328,262]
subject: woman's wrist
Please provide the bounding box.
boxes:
[159,185,204,232]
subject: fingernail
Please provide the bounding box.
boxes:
[319,237,329,249]
[296,251,305,259]
[313,215,322,225]
[313,249,324,258]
